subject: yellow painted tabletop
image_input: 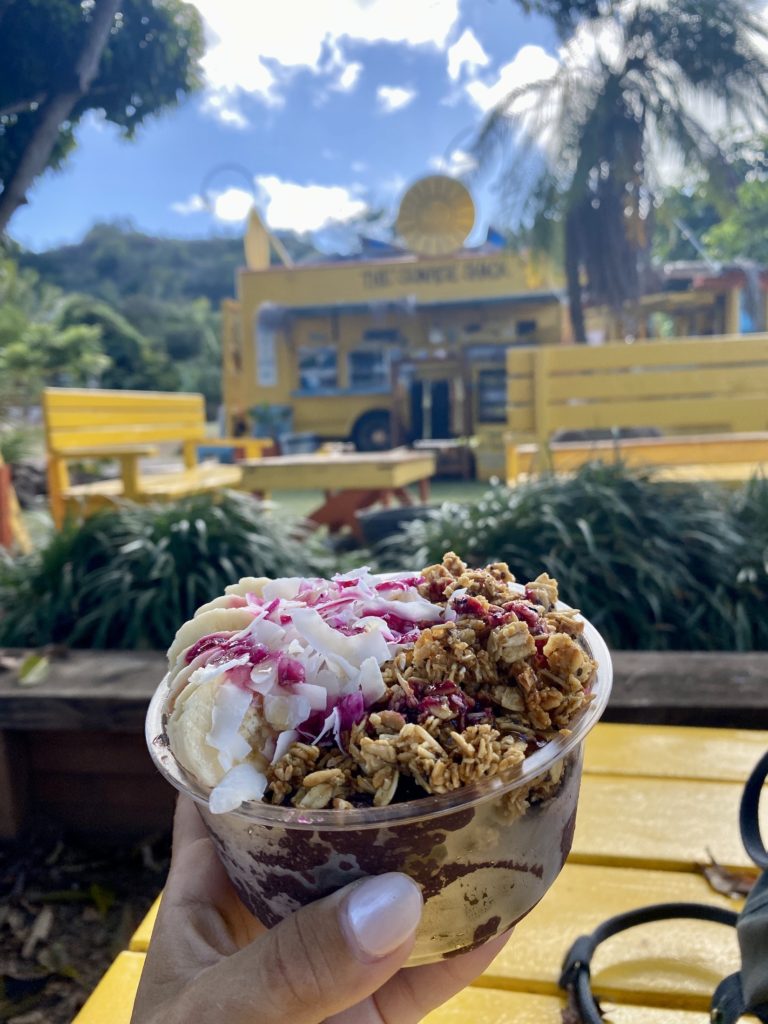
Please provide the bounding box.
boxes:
[584,723,768,783]
[240,449,435,491]
[485,862,740,1009]
[71,951,145,1024]
[424,986,711,1023]
[571,773,766,871]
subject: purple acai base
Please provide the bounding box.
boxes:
[197,749,582,964]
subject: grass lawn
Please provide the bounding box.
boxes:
[269,478,490,517]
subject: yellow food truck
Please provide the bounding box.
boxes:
[222,176,567,478]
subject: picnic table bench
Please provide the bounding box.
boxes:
[505,334,768,486]
[42,388,270,528]
[72,722,768,1022]
[239,448,436,540]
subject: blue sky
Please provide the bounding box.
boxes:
[11,0,562,252]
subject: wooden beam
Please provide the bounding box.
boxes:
[1,649,767,732]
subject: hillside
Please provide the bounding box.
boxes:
[18,222,320,308]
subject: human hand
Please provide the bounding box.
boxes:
[131,796,510,1024]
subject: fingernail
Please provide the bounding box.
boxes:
[342,873,423,962]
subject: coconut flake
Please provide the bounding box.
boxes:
[206,681,253,771]
[290,682,329,711]
[263,693,312,731]
[357,656,386,703]
[209,762,268,813]
[271,728,299,764]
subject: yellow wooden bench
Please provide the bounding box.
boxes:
[42,388,269,527]
[506,334,768,484]
[72,722,768,1022]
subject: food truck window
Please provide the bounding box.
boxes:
[348,349,389,390]
[298,347,338,390]
[477,369,507,423]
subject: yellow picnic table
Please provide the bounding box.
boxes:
[240,448,436,540]
[72,723,768,1023]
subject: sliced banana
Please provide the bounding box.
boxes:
[167,677,225,788]
[166,607,255,668]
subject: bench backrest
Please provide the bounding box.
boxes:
[43,388,206,451]
[507,334,768,444]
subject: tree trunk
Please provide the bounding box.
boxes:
[565,208,587,343]
[0,0,120,235]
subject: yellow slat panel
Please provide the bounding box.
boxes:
[48,409,203,428]
[425,986,708,1023]
[543,396,768,433]
[655,464,765,484]
[485,862,738,1009]
[71,951,144,1024]
[505,349,536,375]
[545,336,768,372]
[547,366,768,402]
[44,388,203,409]
[129,895,161,952]
[545,435,768,467]
[572,773,767,871]
[506,408,535,432]
[53,426,204,448]
[507,378,534,403]
[586,724,768,783]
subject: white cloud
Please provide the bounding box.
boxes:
[171,187,254,221]
[351,160,368,174]
[254,175,367,232]
[333,60,363,93]
[464,45,560,113]
[191,0,458,122]
[171,194,207,215]
[376,85,417,113]
[447,28,490,82]
[172,176,367,232]
[429,148,478,176]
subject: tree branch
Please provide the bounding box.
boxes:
[0,0,121,235]
[0,93,48,118]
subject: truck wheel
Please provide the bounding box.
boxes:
[352,410,392,451]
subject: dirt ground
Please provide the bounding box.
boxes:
[0,827,171,1023]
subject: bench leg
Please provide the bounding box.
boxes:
[309,489,382,540]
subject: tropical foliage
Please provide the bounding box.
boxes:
[388,463,768,652]
[480,0,768,340]
[0,0,203,232]
[0,492,335,650]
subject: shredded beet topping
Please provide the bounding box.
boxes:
[385,678,476,730]
[505,601,541,631]
[277,654,305,686]
[452,595,487,619]
[524,588,541,605]
[423,578,449,602]
[184,632,231,663]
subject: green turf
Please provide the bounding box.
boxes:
[270,479,489,518]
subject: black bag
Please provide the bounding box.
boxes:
[559,750,768,1023]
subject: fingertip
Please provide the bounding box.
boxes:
[341,873,423,963]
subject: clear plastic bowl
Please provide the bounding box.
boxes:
[146,609,612,964]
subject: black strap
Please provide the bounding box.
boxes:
[559,903,739,1024]
[740,749,768,871]
[559,747,768,1022]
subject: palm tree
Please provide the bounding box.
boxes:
[477,0,768,341]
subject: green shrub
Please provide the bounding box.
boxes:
[388,462,764,651]
[0,492,336,650]
[731,474,768,650]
